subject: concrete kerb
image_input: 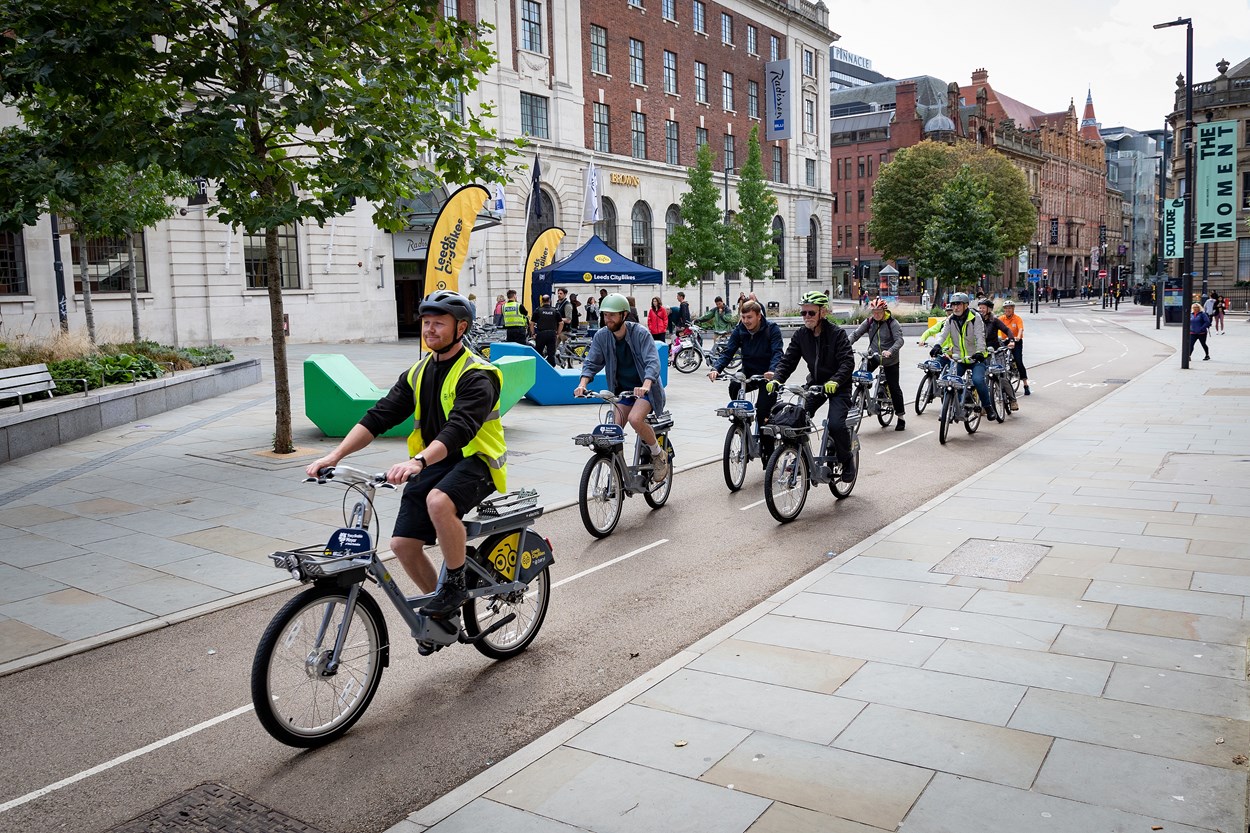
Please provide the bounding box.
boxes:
[391,331,1177,833]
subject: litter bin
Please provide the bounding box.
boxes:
[766,301,780,315]
[1164,305,1182,325]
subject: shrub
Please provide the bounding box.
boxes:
[177,345,234,366]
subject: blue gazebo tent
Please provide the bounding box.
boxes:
[533,235,661,299]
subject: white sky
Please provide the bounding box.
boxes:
[828,0,1250,131]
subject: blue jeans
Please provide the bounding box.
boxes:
[956,360,993,414]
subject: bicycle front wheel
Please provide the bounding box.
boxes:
[915,374,935,415]
[990,379,1007,423]
[854,389,867,431]
[579,455,623,538]
[938,390,952,445]
[464,567,550,660]
[251,586,386,748]
[722,423,748,492]
[674,347,702,373]
[764,445,808,523]
[644,434,674,508]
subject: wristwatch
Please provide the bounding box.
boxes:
[411,455,427,468]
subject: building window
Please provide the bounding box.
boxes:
[596,197,618,249]
[805,158,816,187]
[696,127,708,148]
[721,13,733,45]
[632,201,653,267]
[631,111,647,159]
[857,223,865,246]
[747,25,758,55]
[665,204,681,265]
[444,0,459,16]
[692,0,706,33]
[857,189,865,211]
[807,217,819,280]
[803,48,814,77]
[723,134,735,172]
[629,38,645,85]
[694,61,708,103]
[769,35,780,62]
[772,216,785,280]
[1240,238,1250,281]
[629,0,643,7]
[590,25,608,74]
[662,0,675,19]
[831,192,838,214]
[663,50,678,94]
[1243,171,1250,210]
[722,71,734,111]
[772,146,783,181]
[63,220,150,294]
[520,0,543,53]
[867,156,873,177]
[845,190,851,213]
[665,120,679,165]
[520,92,550,139]
[803,96,815,134]
[857,156,865,177]
[0,230,29,295]
[244,224,298,290]
[747,80,759,118]
[592,102,611,153]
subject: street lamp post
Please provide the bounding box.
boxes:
[723,164,733,304]
[1154,16,1194,368]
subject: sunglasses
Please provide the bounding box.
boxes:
[800,310,822,317]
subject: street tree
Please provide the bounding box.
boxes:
[1,1,513,453]
[916,165,1002,297]
[732,126,778,290]
[868,140,1035,262]
[667,143,728,299]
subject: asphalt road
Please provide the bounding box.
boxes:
[0,311,1170,833]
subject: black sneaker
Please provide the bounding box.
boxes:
[840,462,857,483]
[419,582,467,617]
[894,418,906,432]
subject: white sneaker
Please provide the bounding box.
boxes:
[651,451,670,483]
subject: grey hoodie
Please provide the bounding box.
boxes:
[849,314,904,366]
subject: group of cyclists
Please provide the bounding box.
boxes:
[308,286,1029,619]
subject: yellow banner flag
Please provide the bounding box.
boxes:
[424,184,489,295]
[522,227,565,311]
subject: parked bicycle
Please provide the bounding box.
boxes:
[914,347,946,416]
[761,385,861,523]
[555,335,592,369]
[848,350,895,430]
[935,359,983,444]
[251,465,553,748]
[714,372,767,492]
[671,326,740,374]
[572,390,674,537]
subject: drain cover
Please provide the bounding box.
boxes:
[931,539,1051,582]
[1104,379,1130,384]
[107,783,326,833]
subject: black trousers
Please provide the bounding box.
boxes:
[1189,331,1210,358]
[730,377,777,460]
[866,357,905,415]
[505,327,528,344]
[535,330,558,365]
[805,390,854,467]
[1011,341,1028,382]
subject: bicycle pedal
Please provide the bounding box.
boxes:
[417,641,440,656]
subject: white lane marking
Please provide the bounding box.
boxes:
[1068,371,1085,378]
[9,539,670,814]
[739,498,768,511]
[877,431,934,454]
[0,704,255,814]
[1043,379,1064,388]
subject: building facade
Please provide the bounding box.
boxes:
[1100,126,1160,284]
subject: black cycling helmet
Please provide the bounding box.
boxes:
[419,290,476,323]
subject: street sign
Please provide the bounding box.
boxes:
[1028,274,1041,283]
[1098,269,1107,278]
[1027,268,1042,276]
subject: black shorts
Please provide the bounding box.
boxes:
[392,455,496,545]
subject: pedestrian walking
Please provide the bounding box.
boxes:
[625,295,640,323]
[1211,291,1225,334]
[532,295,562,365]
[1189,303,1211,361]
[647,296,669,342]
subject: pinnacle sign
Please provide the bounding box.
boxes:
[1195,120,1239,243]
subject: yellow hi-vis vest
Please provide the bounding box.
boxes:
[406,349,508,492]
[502,300,526,328]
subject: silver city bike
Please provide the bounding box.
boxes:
[251,465,553,748]
[762,385,861,523]
[573,390,674,537]
[715,372,767,492]
[935,357,985,444]
[849,350,895,430]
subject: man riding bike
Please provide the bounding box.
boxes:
[849,298,906,431]
[694,296,738,336]
[932,292,998,421]
[707,299,784,466]
[764,291,857,482]
[306,290,508,618]
[976,297,1018,411]
[998,299,1030,396]
[575,293,670,482]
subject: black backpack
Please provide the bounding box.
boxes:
[770,401,808,429]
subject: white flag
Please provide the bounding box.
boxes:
[493,182,506,216]
[582,163,602,225]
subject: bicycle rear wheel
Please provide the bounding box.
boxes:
[722,423,748,492]
[579,455,623,538]
[915,374,935,415]
[464,567,550,660]
[251,586,386,748]
[643,434,674,508]
[674,347,702,373]
[764,445,808,523]
[875,391,895,428]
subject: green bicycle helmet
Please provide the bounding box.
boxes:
[800,291,829,306]
[600,293,630,314]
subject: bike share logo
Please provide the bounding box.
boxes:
[324,527,372,556]
[433,218,465,276]
[594,254,612,264]
[488,533,544,580]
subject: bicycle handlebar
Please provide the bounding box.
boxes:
[306,464,390,487]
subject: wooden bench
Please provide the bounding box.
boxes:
[0,364,89,412]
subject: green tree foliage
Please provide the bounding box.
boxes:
[667,143,728,288]
[916,166,1002,290]
[732,126,779,288]
[868,140,1035,262]
[1,0,514,453]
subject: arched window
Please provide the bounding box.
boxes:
[526,187,557,250]
[772,216,785,281]
[806,216,820,282]
[664,204,681,268]
[631,201,653,267]
[595,197,618,249]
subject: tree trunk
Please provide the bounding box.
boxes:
[267,226,294,453]
[77,233,97,345]
[127,234,141,343]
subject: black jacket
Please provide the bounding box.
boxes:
[774,322,854,391]
[714,318,784,375]
[982,315,1014,349]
